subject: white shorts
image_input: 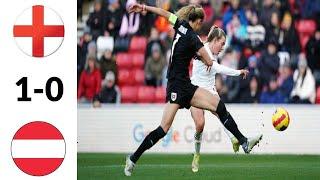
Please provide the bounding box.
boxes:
[201,86,219,96]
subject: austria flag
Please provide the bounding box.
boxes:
[13,5,64,57]
[11,121,65,176]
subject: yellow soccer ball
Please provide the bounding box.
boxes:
[272,107,290,131]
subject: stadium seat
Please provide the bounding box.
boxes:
[96,36,114,59]
[155,86,166,103]
[116,53,132,69]
[137,86,155,103]
[120,86,138,103]
[213,19,223,28]
[132,53,145,69]
[129,36,147,53]
[299,34,310,51]
[296,19,316,36]
[316,87,320,104]
[118,69,133,86]
[132,69,145,85]
[203,6,214,22]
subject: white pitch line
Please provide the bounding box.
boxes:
[79,164,320,169]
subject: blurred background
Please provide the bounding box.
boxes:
[77,0,320,105]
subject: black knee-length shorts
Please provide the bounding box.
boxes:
[166,79,199,109]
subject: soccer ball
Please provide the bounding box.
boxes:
[272,107,290,131]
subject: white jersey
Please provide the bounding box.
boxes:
[191,43,241,92]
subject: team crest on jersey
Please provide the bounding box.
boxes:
[171,92,177,101]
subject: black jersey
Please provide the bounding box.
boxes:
[166,19,204,81]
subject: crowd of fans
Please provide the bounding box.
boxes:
[77,0,320,104]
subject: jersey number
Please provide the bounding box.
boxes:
[170,33,181,64]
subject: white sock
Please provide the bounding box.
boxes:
[194,132,202,154]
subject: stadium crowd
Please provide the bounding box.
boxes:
[77,0,320,104]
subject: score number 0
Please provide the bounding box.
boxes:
[16,77,63,102]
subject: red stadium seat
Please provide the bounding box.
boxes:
[132,69,145,85]
[155,86,166,103]
[137,86,155,103]
[116,53,132,69]
[213,19,223,28]
[296,19,316,36]
[203,6,214,22]
[132,53,145,69]
[120,86,138,103]
[316,87,320,104]
[129,36,147,53]
[118,69,133,86]
[299,34,310,52]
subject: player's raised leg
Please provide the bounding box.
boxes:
[124,103,180,176]
[190,87,262,153]
[190,107,205,172]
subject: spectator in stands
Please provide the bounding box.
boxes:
[278,12,301,55]
[295,0,320,19]
[145,28,164,61]
[93,71,120,105]
[99,49,117,80]
[222,0,248,29]
[260,76,285,103]
[145,43,166,87]
[226,13,248,48]
[245,11,266,51]
[290,54,316,104]
[86,0,105,40]
[87,41,97,59]
[220,48,241,102]
[257,39,280,86]
[260,0,279,28]
[265,12,281,45]
[305,29,320,72]
[79,31,92,65]
[278,63,294,103]
[239,75,260,103]
[104,0,123,37]
[78,0,83,22]
[78,56,102,103]
[119,0,140,37]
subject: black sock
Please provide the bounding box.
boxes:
[130,126,166,163]
[216,101,247,144]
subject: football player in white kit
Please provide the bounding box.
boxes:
[190,26,249,172]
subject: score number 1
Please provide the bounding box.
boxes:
[16,77,64,102]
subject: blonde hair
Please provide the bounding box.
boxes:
[175,4,205,22]
[206,25,226,42]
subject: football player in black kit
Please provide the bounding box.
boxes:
[124,4,262,176]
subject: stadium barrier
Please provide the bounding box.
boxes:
[78,104,320,154]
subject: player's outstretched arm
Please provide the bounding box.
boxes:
[128,4,171,20]
[212,61,249,79]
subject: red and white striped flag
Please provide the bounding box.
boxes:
[11,121,65,176]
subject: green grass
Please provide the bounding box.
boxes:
[78,153,320,180]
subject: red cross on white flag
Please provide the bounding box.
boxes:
[13,5,64,57]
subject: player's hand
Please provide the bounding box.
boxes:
[128,3,143,13]
[240,69,249,79]
[206,65,212,72]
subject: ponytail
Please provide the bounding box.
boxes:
[175,4,204,22]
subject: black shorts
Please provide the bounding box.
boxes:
[166,79,199,109]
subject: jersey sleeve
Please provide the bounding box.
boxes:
[212,61,241,76]
[191,34,204,52]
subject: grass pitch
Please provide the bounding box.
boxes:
[78,153,320,180]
